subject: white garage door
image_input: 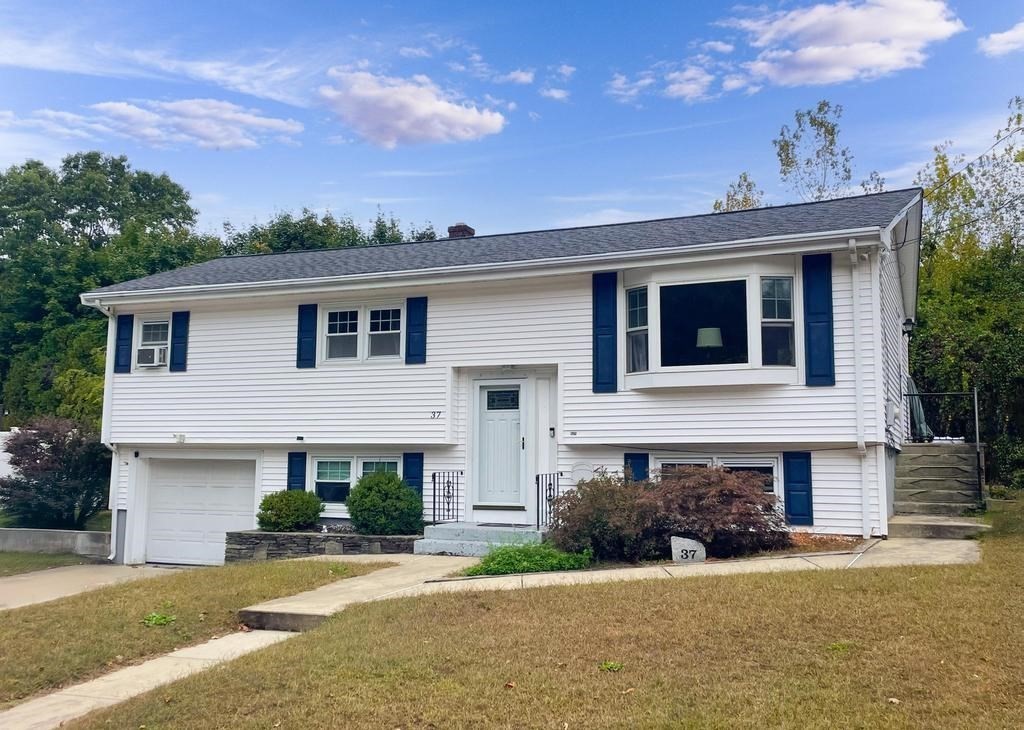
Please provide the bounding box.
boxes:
[146,458,257,565]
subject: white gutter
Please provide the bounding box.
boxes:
[848,238,871,538]
[81,225,884,307]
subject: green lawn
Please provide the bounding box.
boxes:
[75,501,1024,729]
[0,559,390,707]
[0,552,93,577]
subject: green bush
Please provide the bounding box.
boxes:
[257,490,324,532]
[548,467,791,561]
[346,471,423,535]
[464,543,591,576]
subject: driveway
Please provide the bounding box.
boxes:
[0,563,175,610]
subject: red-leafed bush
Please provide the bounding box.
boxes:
[0,418,110,529]
[548,467,791,561]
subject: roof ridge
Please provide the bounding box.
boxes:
[218,187,924,261]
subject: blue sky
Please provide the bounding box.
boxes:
[1,0,1022,235]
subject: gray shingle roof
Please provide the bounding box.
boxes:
[86,188,920,297]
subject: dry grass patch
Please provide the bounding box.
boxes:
[0,551,94,577]
[0,559,389,706]
[76,504,1024,729]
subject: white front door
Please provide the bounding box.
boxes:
[474,385,526,515]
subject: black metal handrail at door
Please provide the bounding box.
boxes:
[536,472,563,529]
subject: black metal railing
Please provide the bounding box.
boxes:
[535,472,563,529]
[430,470,463,524]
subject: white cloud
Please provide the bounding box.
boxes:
[726,0,965,87]
[701,40,735,53]
[539,87,570,101]
[978,20,1024,57]
[605,72,657,103]
[399,46,432,58]
[318,69,505,148]
[528,111,542,122]
[495,68,535,84]
[664,66,714,101]
[1,99,303,150]
[555,63,576,79]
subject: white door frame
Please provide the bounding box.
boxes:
[469,377,531,524]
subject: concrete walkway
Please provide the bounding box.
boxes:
[0,630,292,730]
[388,537,981,596]
[0,564,174,611]
[240,553,478,630]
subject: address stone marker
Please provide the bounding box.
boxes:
[670,536,706,564]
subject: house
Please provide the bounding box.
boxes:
[80,189,923,565]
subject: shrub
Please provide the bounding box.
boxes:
[0,418,110,529]
[464,543,592,576]
[257,490,324,532]
[346,471,423,535]
[548,467,791,561]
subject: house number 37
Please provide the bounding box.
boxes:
[430,411,443,419]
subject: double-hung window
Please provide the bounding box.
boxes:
[314,459,352,503]
[368,308,401,358]
[626,287,649,373]
[136,320,169,367]
[326,310,358,359]
[761,277,795,366]
[322,305,402,361]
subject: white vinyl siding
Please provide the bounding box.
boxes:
[879,250,908,448]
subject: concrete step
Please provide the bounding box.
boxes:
[895,488,980,505]
[897,452,977,466]
[888,515,990,540]
[900,443,978,455]
[895,464,978,479]
[413,538,503,557]
[893,501,978,516]
[423,523,543,544]
[895,477,980,494]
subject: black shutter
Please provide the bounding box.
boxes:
[287,452,307,491]
[114,314,134,374]
[296,304,318,369]
[783,451,814,525]
[169,311,190,372]
[592,272,618,393]
[802,253,835,386]
[405,297,428,364]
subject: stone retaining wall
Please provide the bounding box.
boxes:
[225,530,418,562]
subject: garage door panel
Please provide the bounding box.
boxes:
[146,459,256,565]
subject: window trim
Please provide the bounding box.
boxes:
[320,302,405,364]
[325,309,360,360]
[760,275,796,368]
[652,454,781,497]
[133,314,171,371]
[625,286,649,374]
[307,453,403,513]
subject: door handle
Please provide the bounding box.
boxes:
[522,437,525,450]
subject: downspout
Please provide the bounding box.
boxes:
[86,299,119,562]
[848,239,871,538]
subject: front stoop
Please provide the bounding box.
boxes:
[888,515,990,540]
[893,443,983,519]
[413,522,543,557]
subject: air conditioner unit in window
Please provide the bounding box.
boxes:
[136,346,168,367]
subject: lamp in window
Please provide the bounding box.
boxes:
[696,327,723,348]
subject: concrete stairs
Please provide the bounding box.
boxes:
[413,522,543,557]
[892,443,986,538]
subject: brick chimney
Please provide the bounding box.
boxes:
[447,222,475,239]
